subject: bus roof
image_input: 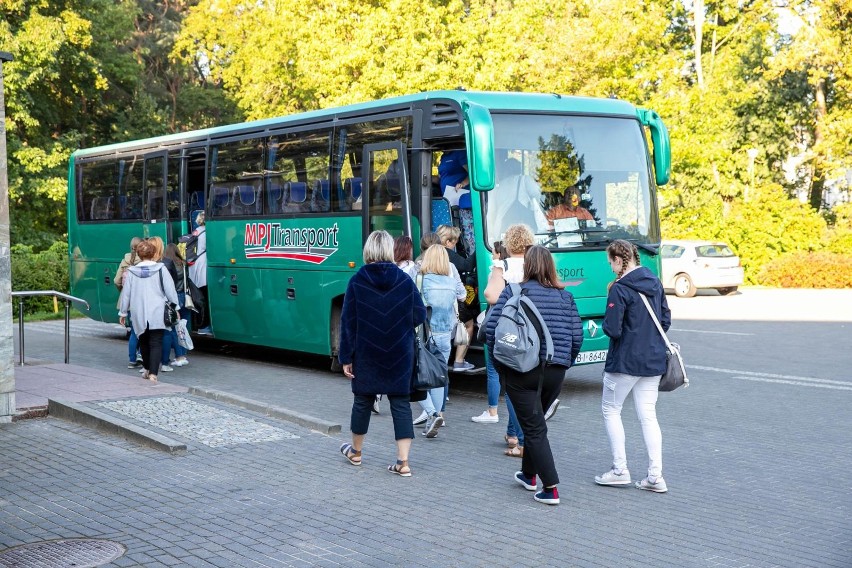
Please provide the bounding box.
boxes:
[72,90,639,159]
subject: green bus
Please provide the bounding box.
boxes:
[68,90,671,369]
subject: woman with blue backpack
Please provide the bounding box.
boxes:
[485,245,583,505]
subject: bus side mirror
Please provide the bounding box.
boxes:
[638,108,671,186]
[463,102,495,191]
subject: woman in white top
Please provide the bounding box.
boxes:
[188,212,210,334]
[474,224,536,458]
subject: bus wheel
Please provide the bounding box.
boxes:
[330,303,342,373]
[674,273,697,298]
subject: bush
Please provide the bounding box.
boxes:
[759,251,852,288]
[10,241,70,314]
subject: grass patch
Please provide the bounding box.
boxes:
[12,307,89,323]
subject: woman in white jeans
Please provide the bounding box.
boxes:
[595,239,671,493]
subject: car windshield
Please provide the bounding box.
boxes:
[484,113,659,250]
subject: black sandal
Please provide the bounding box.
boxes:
[387,459,411,477]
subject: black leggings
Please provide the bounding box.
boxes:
[502,365,566,487]
[139,326,164,375]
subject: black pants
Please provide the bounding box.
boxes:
[138,326,164,375]
[503,364,566,487]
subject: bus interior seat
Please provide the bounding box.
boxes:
[90,196,113,220]
[311,179,330,212]
[457,192,472,209]
[431,197,452,232]
[189,190,204,212]
[211,186,231,216]
[190,209,203,231]
[458,208,476,256]
[341,177,361,212]
[118,195,142,219]
[283,181,308,212]
[231,185,260,216]
[267,183,286,214]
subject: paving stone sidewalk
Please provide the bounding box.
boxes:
[2,318,850,567]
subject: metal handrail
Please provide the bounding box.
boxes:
[11,291,90,366]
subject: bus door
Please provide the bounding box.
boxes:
[142,151,172,243]
[361,142,412,241]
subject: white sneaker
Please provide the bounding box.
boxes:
[138,368,146,373]
[171,358,189,367]
[471,410,499,424]
[594,468,632,486]
[544,399,560,421]
[635,476,668,493]
[160,365,174,372]
[422,414,443,438]
[413,410,428,426]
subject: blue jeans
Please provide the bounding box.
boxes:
[485,347,500,408]
[506,396,525,447]
[488,347,525,445]
[127,314,139,363]
[351,394,414,440]
[420,332,451,416]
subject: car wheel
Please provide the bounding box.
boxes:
[716,286,738,296]
[674,273,697,298]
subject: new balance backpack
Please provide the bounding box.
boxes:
[492,283,554,373]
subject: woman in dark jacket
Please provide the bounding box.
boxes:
[338,230,426,477]
[485,246,583,505]
[594,239,671,493]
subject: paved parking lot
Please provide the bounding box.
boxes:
[1,288,850,567]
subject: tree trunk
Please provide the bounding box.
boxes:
[809,77,828,210]
[694,0,705,90]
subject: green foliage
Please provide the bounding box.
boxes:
[10,241,70,314]
[1,0,237,250]
[759,252,852,288]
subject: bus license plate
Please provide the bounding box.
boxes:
[574,350,607,364]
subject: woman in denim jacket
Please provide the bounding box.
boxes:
[417,244,466,438]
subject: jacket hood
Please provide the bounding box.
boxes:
[127,263,164,279]
[614,266,663,296]
[360,262,405,291]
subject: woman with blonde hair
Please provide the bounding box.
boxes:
[415,244,466,437]
[338,230,426,476]
[436,225,477,371]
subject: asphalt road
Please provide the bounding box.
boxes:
[3,287,851,567]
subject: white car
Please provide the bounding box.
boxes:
[660,240,744,297]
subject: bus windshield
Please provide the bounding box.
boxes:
[485,113,658,250]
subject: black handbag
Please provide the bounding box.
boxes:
[638,293,689,392]
[158,271,180,327]
[413,325,449,391]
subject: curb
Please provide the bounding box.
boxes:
[47,399,187,453]
[188,387,341,434]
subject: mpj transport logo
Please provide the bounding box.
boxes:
[244,222,340,264]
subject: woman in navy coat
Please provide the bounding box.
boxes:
[338,230,426,476]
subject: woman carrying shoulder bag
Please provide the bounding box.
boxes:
[416,244,466,438]
[118,239,179,382]
[485,246,583,506]
[338,231,427,477]
[594,239,671,493]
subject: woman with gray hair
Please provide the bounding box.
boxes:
[338,230,426,476]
